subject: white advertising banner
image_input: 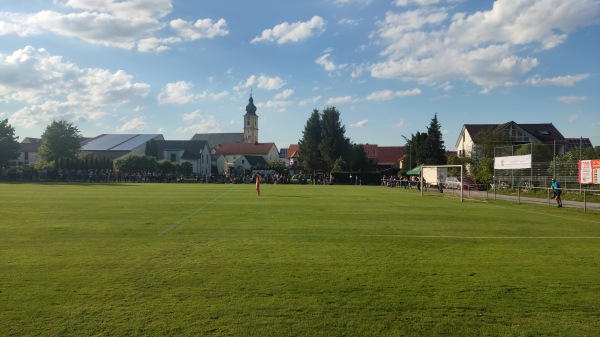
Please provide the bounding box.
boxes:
[494,155,532,170]
[579,159,600,184]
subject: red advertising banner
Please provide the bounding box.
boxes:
[579,159,600,184]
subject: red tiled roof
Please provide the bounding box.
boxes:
[377,146,404,165]
[363,144,378,159]
[287,144,300,158]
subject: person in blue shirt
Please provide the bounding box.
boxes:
[551,178,562,208]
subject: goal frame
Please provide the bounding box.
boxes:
[420,165,464,202]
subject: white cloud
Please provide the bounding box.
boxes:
[118,117,147,132]
[0,1,228,52]
[2,46,149,127]
[299,96,322,107]
[170,18,229,40]
[392,119,406,128]
[525,74,590,87]
[315,53,337,72]
[333,0,374,5]
[351,120,369,127]
[557,96,587,104]
[326,96,354,105]
[183,110,202,121]
[251,16,326,44]
[177,114,220,133]
[158,81,196,104]
[338,18,360,26]
[567,115,578,122]
[370,0,600,91]
[199,90,229,101]
[365,88,421,101]
[235,75,285,92]
[394,0,446,6]
[275,89,294,100]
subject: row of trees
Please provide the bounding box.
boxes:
[0,119,85,171]
[400,113,447,169]
[297,108,448,175]
[298,107,369,174]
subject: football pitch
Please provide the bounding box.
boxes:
[1,182,599,336]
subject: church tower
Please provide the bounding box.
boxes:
[244,93,258,143]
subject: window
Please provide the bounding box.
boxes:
[170,153,176,162]
[506,126,529,142]
[24,152,29,160]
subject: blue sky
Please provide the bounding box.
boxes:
[1,0,599,151]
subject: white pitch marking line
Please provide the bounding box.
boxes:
[157,186,235,236]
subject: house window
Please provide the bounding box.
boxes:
[24,152,29,160]
[170,153,176,162]
[506,127,529,142]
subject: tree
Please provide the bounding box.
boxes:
[348,144,369,172]
[145,139,158,159]
[298,109,323,172]
[471,127,512,160]
[0,119,20,169]
[38,120,83,164]
[267,159,286,174]
[515,143,553,163]
[319,106,350,173]
[178,161,193,176]
[424,113,446,165]
[114,154,158,174]
[401,131,428,169]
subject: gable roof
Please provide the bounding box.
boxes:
[287,144,300,158]
[363,144,378,160]
[377,146,405,166]
[239,155,267,167]
[462,121,565,144]
[82,134,163,151]
[191,133,244,148]
[154,140,209,160]
[565,138,594,152]
[213,142,277,156]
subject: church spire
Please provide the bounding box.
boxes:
[244,92,258,143]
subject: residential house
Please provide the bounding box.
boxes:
[455,121,566,159]
[154,140,211,176]
[212,142,280,174]
[286,144,300,168]
[11,137,41,168]
[233,155,268,172]
[363,144,405,171]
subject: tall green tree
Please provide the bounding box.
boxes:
[145,139,158,159]
[469,127,512,183]
[348,144,369,172]
[38,120,83,164]
[298,109,323,172]
[319,106,350,173]
[0,119,20,169]
[425,113,446,165]
[401,131,429,169]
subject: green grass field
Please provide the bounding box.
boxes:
[1,182,599,336]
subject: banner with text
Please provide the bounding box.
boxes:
[578,159,600,184]
[494,155,532,170]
